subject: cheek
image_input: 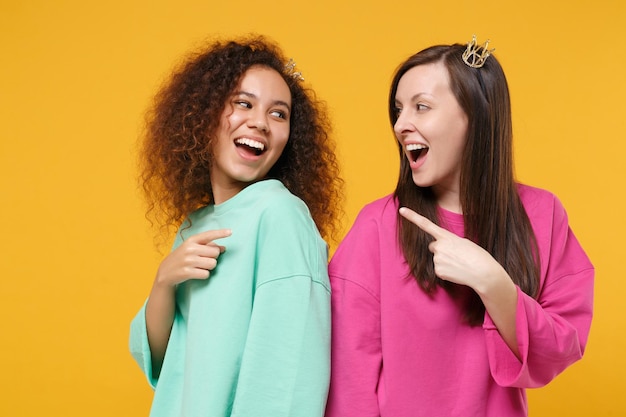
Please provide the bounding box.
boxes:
[276,124,290,148]
[224,111,243,128]
[215,115,235,143]
[446,119,468,151]
[447,137,466,165]
[274,137,289,157]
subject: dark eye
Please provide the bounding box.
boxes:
[394,107,402,117]
[270,109,287,119]
[235,100,252,109]
[416,103,429,111]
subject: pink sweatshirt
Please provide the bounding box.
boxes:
[325,184,594,417]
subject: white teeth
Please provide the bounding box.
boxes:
[235,138,265,151]
[406,143,427,151]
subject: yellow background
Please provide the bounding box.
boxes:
[1,0,624,415]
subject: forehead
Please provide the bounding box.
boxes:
[395,62,452,99]
[236,66,292,104]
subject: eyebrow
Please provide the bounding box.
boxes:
[394,93,437,109]
[396,92,430,102]
[234,91,291,111]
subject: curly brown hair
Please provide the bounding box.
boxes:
[139,34,342,243]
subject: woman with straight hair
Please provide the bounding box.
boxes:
[325,37,594,416]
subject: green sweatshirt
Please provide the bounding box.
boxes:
[130,179,331,416]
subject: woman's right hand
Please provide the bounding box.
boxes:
[155,228,233,287]
[146,228,232,374]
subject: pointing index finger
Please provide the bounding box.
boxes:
[192,229,233,245]
[399,207,448,240]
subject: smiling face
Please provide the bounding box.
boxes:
[210,65,291,204]
[393,62,468,211]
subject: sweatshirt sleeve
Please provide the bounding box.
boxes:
[230,197,331,417]
[129,300,158,389]
[483,193,594,388]
[230,276,330,417]
[325,213,383,417]
[128,230,185,390]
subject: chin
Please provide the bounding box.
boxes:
[231,169,264,184]
[411,174,433,188]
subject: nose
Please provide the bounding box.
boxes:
[248,109,269,132]
[393,110,415,138]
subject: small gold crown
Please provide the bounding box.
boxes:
[462,35,495,68]
[284,58,304,81]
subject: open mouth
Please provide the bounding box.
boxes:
[235,138,266,156]
[406,143,428,162]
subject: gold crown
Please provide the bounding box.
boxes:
[462,35,495,68]
[284,58,304,81]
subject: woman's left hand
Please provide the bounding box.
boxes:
[399,207,508,294]
[399,206,520,358]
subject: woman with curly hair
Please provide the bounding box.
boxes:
[130,35,342,417]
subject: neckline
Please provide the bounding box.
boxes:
[211,179,280,215]
[437,205,464,228]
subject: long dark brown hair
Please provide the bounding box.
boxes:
[388,44,539,324]
[140,35,342,244]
